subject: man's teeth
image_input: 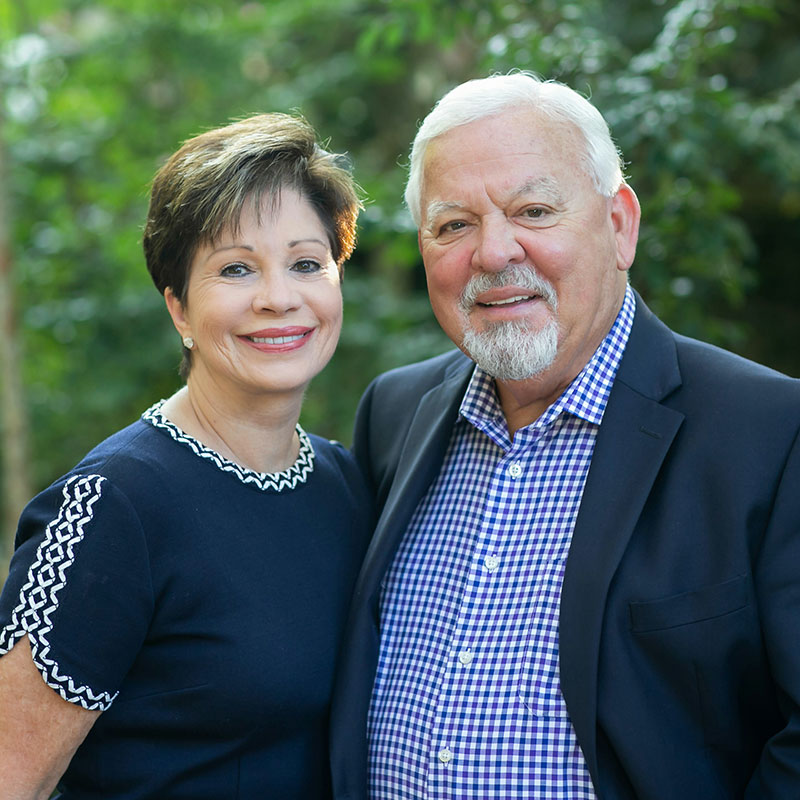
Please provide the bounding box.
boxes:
[250,334,305,344]
[480,295,533,306]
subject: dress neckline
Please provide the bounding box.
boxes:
[142,400,315,492]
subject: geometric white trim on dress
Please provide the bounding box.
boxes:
[0,474,118,711]
[142,400,315,492]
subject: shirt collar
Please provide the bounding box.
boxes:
[460,285,637,432]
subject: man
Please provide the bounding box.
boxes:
[330,73,800,799]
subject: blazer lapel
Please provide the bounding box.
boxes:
[330,360,472,800]
[559,297,685,782]
[356,361,473,606]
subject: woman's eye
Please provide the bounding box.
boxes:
[220,262,251,277]
[291,259,322,274]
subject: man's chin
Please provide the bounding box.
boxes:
[461,320,559,382]
[473,356,556,383]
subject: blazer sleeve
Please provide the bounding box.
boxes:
[747,426,800,795]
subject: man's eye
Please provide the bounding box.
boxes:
[220,262,251,277]
[439,220,466,235]
[291,259,322,274]
[523,207,548,219]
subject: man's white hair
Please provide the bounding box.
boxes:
[404,71,625,226]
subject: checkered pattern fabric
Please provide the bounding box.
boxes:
[368,287,636,798]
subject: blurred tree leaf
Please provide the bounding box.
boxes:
[1,0,798,558]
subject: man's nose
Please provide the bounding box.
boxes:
[472,216,526,272]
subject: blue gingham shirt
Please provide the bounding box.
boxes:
[368,287,636,799]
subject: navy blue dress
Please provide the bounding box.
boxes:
[0,402,373,799]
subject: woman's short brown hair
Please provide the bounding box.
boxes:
[142,112,361,376]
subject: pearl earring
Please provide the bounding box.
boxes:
[182,336,194,349]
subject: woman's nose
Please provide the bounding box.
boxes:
[252,270,302,314]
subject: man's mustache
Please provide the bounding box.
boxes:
[459,265,559,314]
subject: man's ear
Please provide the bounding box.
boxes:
[611,184,641,272]
[164,288,190,339]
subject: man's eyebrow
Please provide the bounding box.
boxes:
[512,177,563,203]
[423,200,465,230]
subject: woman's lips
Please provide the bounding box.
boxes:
[240,327,314,351]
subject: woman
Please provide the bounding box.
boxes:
[0,113,372,799]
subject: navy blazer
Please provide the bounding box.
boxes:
[330,295,800,799]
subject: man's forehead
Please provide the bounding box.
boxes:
[431,107,581,152]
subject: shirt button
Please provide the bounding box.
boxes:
[508,461,523,478]
[484,555,500,573]
[458,648,473,666]
[438,746,453,764]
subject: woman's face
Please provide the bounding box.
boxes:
[166,189,343,405]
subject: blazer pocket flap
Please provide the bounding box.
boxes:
[630,574,749,633]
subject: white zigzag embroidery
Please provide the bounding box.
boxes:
[142,401,315,492]
[0,474,118,711]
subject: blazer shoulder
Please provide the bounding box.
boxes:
[673,332,800,408]
[353,349,472,509]
[367,349,471,403]
[623,294,800,416]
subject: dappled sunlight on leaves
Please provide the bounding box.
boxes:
[1,0,798,552]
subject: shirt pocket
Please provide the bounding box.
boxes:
[517,559,569,717]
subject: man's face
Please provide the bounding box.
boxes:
[418,108,639,390]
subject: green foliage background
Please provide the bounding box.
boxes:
[2,0,799,566]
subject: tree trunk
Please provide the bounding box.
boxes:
[0,104,32,579]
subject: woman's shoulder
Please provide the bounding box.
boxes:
[13,418,173,546]
[305,433,372,502]
[77,411,205,485]
[306,432,347,456]
[306,433,357,476]
[17,415,197,537]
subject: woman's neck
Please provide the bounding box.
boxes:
[160,383,302,474]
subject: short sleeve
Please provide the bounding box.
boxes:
[0,473,154,710]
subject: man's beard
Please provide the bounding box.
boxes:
[458,265,559,381]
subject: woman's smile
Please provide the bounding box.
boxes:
[241,326,315,351]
